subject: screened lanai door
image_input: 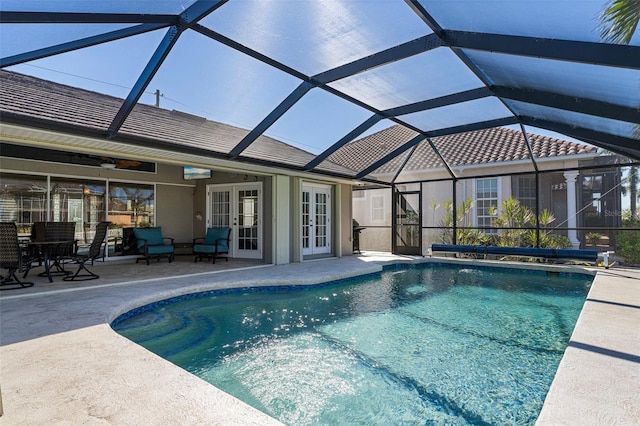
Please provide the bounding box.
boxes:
[393,189,422,255]
[207,183,262,259]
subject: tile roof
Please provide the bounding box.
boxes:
[327,124,599,175]
[0,70,600,182]
[0,70,356,176]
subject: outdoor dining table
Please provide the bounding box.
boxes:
[27,240,74,283]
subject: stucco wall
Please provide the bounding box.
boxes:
[359,227,392,252]
[339,183,353,256]
[189,172,272,263]
[2,155,349,263]
[156,184,193,243]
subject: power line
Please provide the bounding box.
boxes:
[20,64,325,153]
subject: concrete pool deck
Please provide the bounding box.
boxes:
[0,253,638,424]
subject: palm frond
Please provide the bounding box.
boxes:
[599,0,640,44]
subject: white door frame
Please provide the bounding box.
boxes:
[302,183,332,256]
[206,182,263,259]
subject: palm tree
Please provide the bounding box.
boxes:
[600,1,640,216]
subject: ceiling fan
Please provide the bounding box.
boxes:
[99,156,142,170]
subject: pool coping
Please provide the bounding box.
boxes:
[0,255,638,424]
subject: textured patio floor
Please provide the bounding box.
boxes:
[0,253,638,424]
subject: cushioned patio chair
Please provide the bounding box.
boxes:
[193,227,231,264]
[133,227,175,265]
[63,221,111,281]
[0,222,34,290]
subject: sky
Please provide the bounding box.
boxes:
[3,1,638,214]
[1,0,635,156]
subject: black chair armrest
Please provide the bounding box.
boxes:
[193,237,205,245]
[136,238,149,252]
[163,237,174,245]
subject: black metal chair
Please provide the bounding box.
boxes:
[63,221,111,281]
[0,222,34,290]
[43,221,76,276]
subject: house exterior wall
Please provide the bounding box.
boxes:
[338,183,352,256]
[263,177,274,264]
[422,181,453,248]
[353,162,622,253]
[1,153,352,264]
[294,179,351,260]
[156,184,193,243]
[352,187,392,252]
[273,174,291,265]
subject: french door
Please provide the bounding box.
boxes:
[207,183,262,259]
[302,184,332,256]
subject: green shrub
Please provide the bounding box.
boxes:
[545,234,572,249]
[617,218,640,264]
[586,232,601,246]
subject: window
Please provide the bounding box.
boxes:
[372,195,385,223]
[108,183,154,228]
[51,177,106,244]
[476,178,498,230]
[516,176,536,212]
[0,171,157,255]
[0,173,48,233]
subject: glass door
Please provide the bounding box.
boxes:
[302,184,332,256]
[207,183,262,259]
[235,185,261,259]
[393,189,422,255]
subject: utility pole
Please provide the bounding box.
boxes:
[155,89,161,107]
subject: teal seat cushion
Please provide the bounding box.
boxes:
[216,239,228,252]
[133,227,164,249]
[193,244,217,254]
[147,245,174,255]
[204,228,230,245]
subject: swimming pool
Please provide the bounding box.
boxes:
[112,262,593,425]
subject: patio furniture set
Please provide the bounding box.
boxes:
[114,227,229,263]
[128,226,230,265]
[0,222,230,290]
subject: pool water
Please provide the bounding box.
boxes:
[112,263,593,425]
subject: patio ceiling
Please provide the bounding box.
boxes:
[1,1,639,184]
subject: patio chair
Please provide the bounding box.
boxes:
[193,227,231,264]
[0,222,34,290]
[27,221,47,265]
[44,221,77,276]
[133,227,175,265]
[63,221,111,281]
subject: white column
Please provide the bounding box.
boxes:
[273,174,291,265]
[564,171,580,248]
